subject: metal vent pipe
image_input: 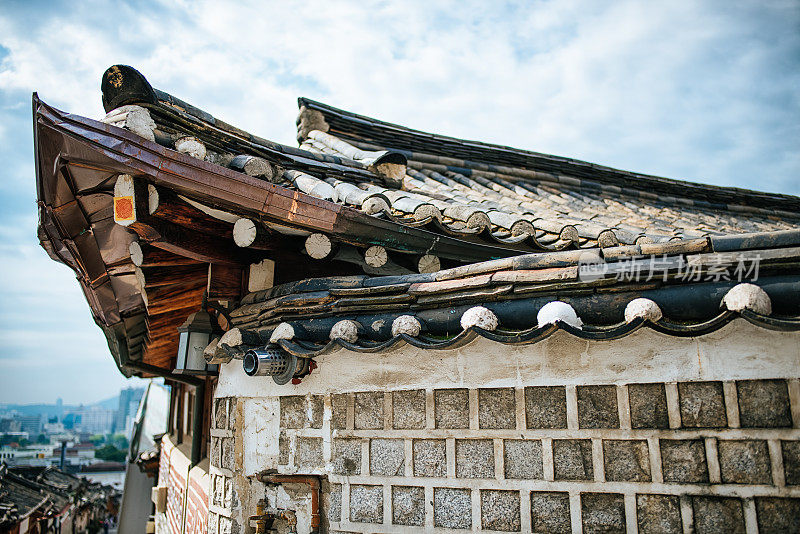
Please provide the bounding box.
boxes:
[243,346,299,385]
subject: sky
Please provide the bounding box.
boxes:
[0,0,798,404]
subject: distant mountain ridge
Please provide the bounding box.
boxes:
[1,393,127,417]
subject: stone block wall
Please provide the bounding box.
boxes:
[208,397,239,534]
[275,379,800,533]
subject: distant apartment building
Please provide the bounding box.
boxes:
[78,407,115,434]
[114,386,144,434]
[16,415,42,435]
[62,406,115,435]
[0,417,21,432]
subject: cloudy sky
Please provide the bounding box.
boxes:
[0,0,798,404]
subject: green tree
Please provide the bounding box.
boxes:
[94,444,126,462]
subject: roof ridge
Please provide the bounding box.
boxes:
[298,97,800,212]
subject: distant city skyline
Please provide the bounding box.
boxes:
[0,386,145,436]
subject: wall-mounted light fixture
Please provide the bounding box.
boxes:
[175,293,219,376]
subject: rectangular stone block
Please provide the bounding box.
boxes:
[278,431,289,465]
[530,492,571,533]
[435,388,470,429]
[581,493,626,533]
[281,395,307,429]
[636,494,682,534]
[223,477,234,509]
[413,439,446,477]
[628,383,669,429]
[218,516,232,534]
[349,484,383,523]
[214,398,227,430]
[309,395,324,429]
[603,440,651,482]
[481,490,521,532]
[296,437,323,471]
[678,381,727,428]
[212,474,224,507]
[328,483,342,523]
[737,379,792,428]
[220,437,234,471]
[553,439,593,481]
[392,486,425,526]
[456,439,495,478]
[210,436,220,468]
[227,398,236,431]
[718,439,772,484]
[754,497,800,534]
[504,439,543,479]
[434,487,471,529]
[577,385,620,429]
[392,389,426,429]
[370,439,404,476]
[782,440,800,485]
[332,438,361,475]
[331,393,347,430]
[525,386,567,429]
[354,391,384,430]
[660,439,709,483]
[692,496,744,534]
[478,388,516,429]
[208,511,219,534]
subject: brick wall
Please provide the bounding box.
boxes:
[208,397,239,534]
[275,379,800,533]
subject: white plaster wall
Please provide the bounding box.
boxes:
[216,319,800,399]
[241,397,280,477]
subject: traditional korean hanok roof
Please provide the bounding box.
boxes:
[0,465,81,529]
[0,465,52,529]
[33,65,800,379]
[295,98,800,249]
[0,465,115,530]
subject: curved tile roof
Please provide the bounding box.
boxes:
[296,99,800,250]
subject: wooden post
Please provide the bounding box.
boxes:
[232,218,272,249]
[305,233,335,260]
[417,254,441,273]
[113,174,139,226]
[228,155,278,181]
[364,245,388,268]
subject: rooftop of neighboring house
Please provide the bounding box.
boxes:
[0,464,114,529]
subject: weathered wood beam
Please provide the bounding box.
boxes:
[116,176,266,265]
[132,216,256,265]
[145,306,202,332]
[208,264,244,301]
[144,279,207,316]
[129,241,201,268]
[136,264,209,288]
[148,186,235,237]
